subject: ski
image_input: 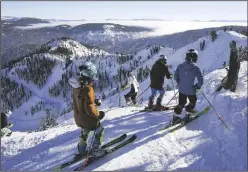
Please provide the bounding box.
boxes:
[101,133,127,149]
[73,134,137,171]
[159,106,210,131]
[54,133,127,171]
[169,106,210,133]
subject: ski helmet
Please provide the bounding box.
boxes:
[186,49,198,63]
[4,110,12,117]
[158,54,168,64]
[78,62,98,81]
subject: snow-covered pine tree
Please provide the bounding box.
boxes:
[210,31,217,42]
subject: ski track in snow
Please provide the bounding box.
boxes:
[1,31,247,171]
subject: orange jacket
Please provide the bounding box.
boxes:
[72,84,99,130]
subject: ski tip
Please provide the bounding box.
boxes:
[129,134,137,140]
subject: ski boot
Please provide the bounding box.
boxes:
[132,99,136,105]
[91,147,107,159]
[185,105,197,120]
[146,98,154,109]
[77,129,90,157]
[171,114,182,125]
[77,139,88,157]
[154,98,164,111]
[124,95,131,104]
[91,125,107,159]
[184,111,197,122]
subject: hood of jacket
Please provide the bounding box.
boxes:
[68,77,81,88]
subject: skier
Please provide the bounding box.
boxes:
[123,72,139,105]
[1,110,13,137]
[148,55,172,110]
[68,62,106,158]
[173,49,203,124]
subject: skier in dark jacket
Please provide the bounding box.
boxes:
[173,49,203,124]
[148,55,172,110]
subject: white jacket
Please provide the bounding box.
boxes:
[127,75,139,93]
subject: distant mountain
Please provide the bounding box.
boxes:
[1,21,152,57]
[72,23,153,32]
[2,17,50,27]
[110,25,247,53]
[2,17,247,65]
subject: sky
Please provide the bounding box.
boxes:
[1,1,247,21]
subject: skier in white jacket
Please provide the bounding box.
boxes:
[123,72,139,105]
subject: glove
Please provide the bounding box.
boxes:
[194,84,201,91]
[121,85,127,90]
[169,74,173,79]
[98,111,105,120]
[95,99,102,106]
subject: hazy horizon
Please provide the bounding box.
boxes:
[2,1,247,21]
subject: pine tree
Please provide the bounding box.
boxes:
[210,31,217,42]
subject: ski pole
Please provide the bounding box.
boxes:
[164,90,179,107]
[135,86,150,102]
[81,126,97,169]
[199,89,230,130]
[171,78,178,104]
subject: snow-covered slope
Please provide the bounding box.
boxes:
[1,38,109,131]
[167,31,247,73]
[3,38,169,132]
[1,57,247,170]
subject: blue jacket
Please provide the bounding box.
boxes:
[174,60,203,95]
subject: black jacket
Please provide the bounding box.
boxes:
[150,61,171,90]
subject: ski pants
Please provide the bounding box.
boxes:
[149,87,165,105]
[125,90,137,104]
[78,123,104,155]
[174,92,197,114]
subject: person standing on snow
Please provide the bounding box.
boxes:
[68,62,106,158]
[123,72,139,105]
[148,55,172,110]
[172,49,203,124]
